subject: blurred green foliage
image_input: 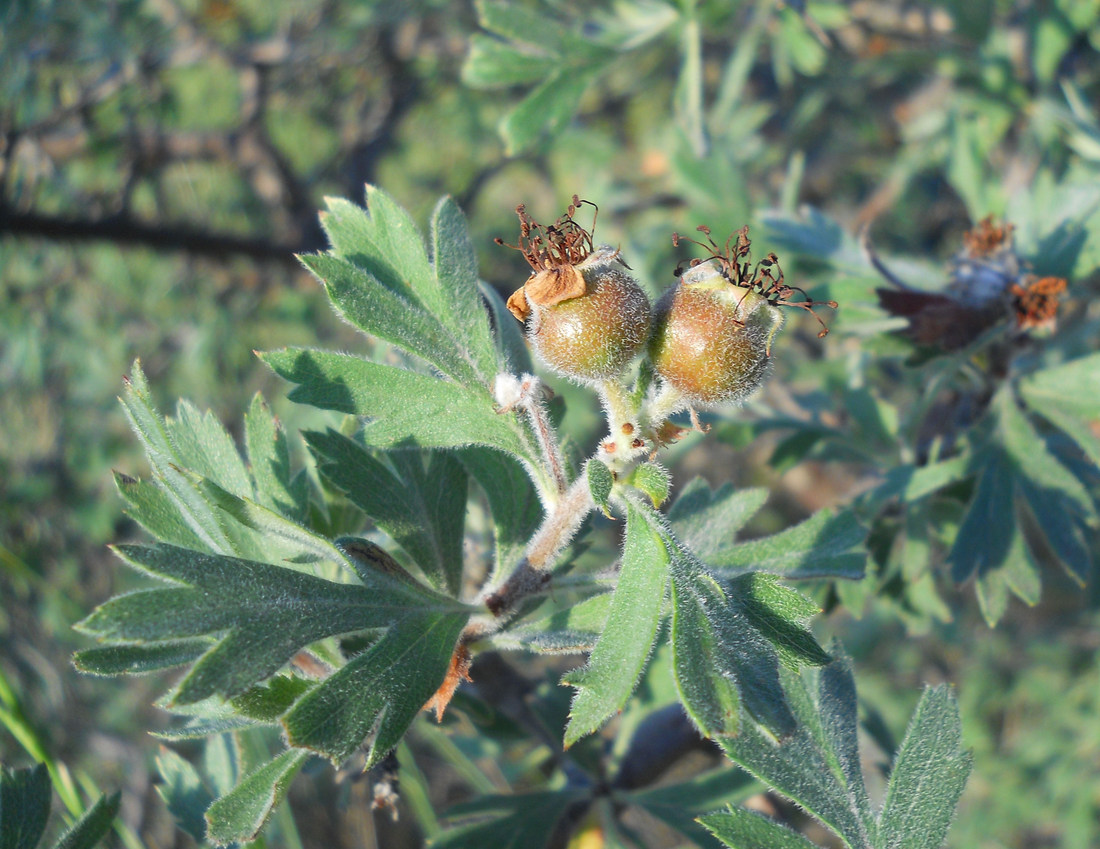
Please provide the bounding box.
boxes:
[3,0,1099,846]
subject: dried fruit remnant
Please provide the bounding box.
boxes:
[872,216,1067,351]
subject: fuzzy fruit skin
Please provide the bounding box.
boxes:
[528,253,652,381]
[649,275,783,406]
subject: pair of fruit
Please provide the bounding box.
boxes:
[500,199,833,409]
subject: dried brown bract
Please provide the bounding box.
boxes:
[498,195,599,321]
[869,215,1066,351]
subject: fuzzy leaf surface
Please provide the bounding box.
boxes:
[670,563,799,740]
[668,479,768,559]
[52,791,121,849]
[261,348,534,462]
[430,195,501,379]
[562,501,668,746]
[76,544,469,716]
[204,749,309,846]
[307,429,469,594]
[244,393,309,521]
[114,472,207,551]
[318,188,435,312]
[718,653,877,849]
[74,640,210,676]
[629,462,670,507]
[301,252,482,386]
[879,686,972,849]
[0,764,50,849]
[699,807,819,849]
[707,508,867,580]
[586,458,614,516]
[120,362,234,554]
[281,609,468,763]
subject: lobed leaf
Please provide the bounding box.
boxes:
[670,563,797,740]
[261,348,534,462]
[947,448,1015,586]
[996,388,1094,517]
[879,686,972,849]
[430,195,501,380]
[732,574,831,671]
[120,361,233,554]
[708,509,867,580]
[282,612,468,763]
[76,544,467,707]
[318,187,435,315]
[204,749,309,846]
[168,400,253,500]
[562,501,669,746]
[1017,351,1100,421]
[114,472,206,551]
[301,252,482,387]
[507,590,612,654]
[718,653,877,849]
[0,763,50,849]
[500,67,602,156]
[669,566,745,738]
[306,429,469,594]
[244,393,309,521]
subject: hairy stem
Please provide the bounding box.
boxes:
[472,476,595,629]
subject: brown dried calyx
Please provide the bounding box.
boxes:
[497,195,599,321]
[870,215,1067,351]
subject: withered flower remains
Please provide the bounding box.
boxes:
[497,196,651,382]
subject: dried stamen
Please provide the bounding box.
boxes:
[674,224,838,336]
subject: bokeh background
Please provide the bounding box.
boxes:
[3,1,1099,847]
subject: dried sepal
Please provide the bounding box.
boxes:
[869,215,1067,350]
[423,643,473,721]
[1012,275,1066,331]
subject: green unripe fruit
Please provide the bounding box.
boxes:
[649,260,783,406]
[500,198,651,382]
[522,249,652,381]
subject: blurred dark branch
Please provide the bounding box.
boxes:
[0,207,303,268]
[611,703,719,791]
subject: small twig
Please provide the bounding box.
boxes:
[495,373,568,500]
[859,222,914,291]
[475,476,594,624]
